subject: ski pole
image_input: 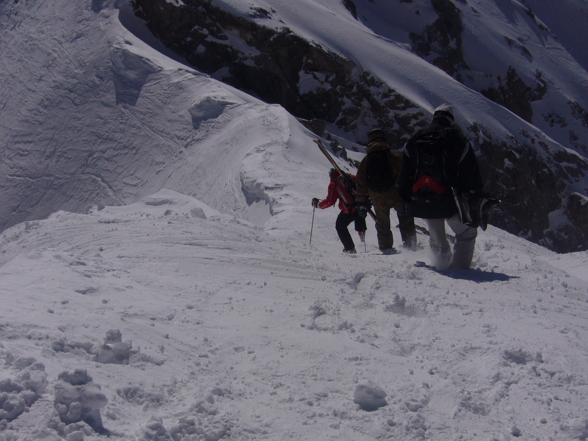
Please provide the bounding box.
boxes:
[309,206,316,245]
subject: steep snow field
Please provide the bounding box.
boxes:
[217,0,588,155]
[1,189,587,440]
[1,0,588,440]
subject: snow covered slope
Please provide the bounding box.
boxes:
[1,0,587,251]
[0,0,337,235]
[213,0,588,156]
[0,190,587,440]
[0,1,588,439]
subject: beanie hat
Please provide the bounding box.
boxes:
[368,128,387,144]
[433,104,455,122]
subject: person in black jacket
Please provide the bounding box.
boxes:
[396,104,484,270]
[355,129,416,253]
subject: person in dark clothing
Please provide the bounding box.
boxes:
[355,128,417,253]
[396,104,484,269]
[312,168,366,254]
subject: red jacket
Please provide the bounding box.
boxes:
[318,171,356,214]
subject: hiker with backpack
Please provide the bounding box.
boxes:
[312,168,367,254]
[396,104,485,270]
[355,128,417,253]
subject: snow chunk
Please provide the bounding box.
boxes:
[353,382,387,411]
[0,356,48,422]
[93,329,136,365]
[570,418,588,440]
[54,369,108,434]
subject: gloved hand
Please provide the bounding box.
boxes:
[311,198,320,208]
[357,205,368,218]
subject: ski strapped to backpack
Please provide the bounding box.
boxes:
[313,139,376,220]
[336,172,357,209]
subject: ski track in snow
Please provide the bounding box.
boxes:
[1,191,587,440]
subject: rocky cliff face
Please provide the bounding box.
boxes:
[130,0,588,253]
[470,123,588,252]
[131,0,424,147]
[405,0,586,155]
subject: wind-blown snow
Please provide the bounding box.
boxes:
[1,189,587,440]
[1,0,588,440]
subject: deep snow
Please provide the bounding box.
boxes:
[1,0,588,440]
[1,189,587,440]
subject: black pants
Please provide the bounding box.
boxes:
[336,211,367,251]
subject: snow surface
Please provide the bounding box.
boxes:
[1,0,588,440]
[1,189,588,441]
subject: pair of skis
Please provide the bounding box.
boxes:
[313,139,376,221]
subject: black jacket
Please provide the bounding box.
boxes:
[396,118,483,219]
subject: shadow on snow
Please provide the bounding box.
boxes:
[415,261,516,283]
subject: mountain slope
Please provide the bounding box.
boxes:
[0,0,332,236]
[129,0,588,253]
[1,0,587,251]
[0,1,588,440]
[1,190,587,440]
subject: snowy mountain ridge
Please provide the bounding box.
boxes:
[2,0,587,251]
[129,0,588,252]
[0,1,588,440]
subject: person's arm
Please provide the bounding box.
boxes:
[355,159,369,204]
[318,181,338,209]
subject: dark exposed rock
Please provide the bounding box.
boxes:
[505,36,532,59]
[481,67,533,123]
[342,0,358,20]
[569,101,588,129]
[568,100,588,154]
[409,0,468,76]
[470,123,588,253]
[131,0,424,146]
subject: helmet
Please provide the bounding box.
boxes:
[329,168,338,178]
[433,103,455,122]
[368,128,387,144]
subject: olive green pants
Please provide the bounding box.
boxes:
[373,203,416,251]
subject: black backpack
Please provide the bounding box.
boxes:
[365,150,396,192]
[411,127,453,197]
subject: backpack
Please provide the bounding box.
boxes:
[338,172,356,205]
[411,127,453,197]
[407,126,457,219]
[365,149,396,192]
